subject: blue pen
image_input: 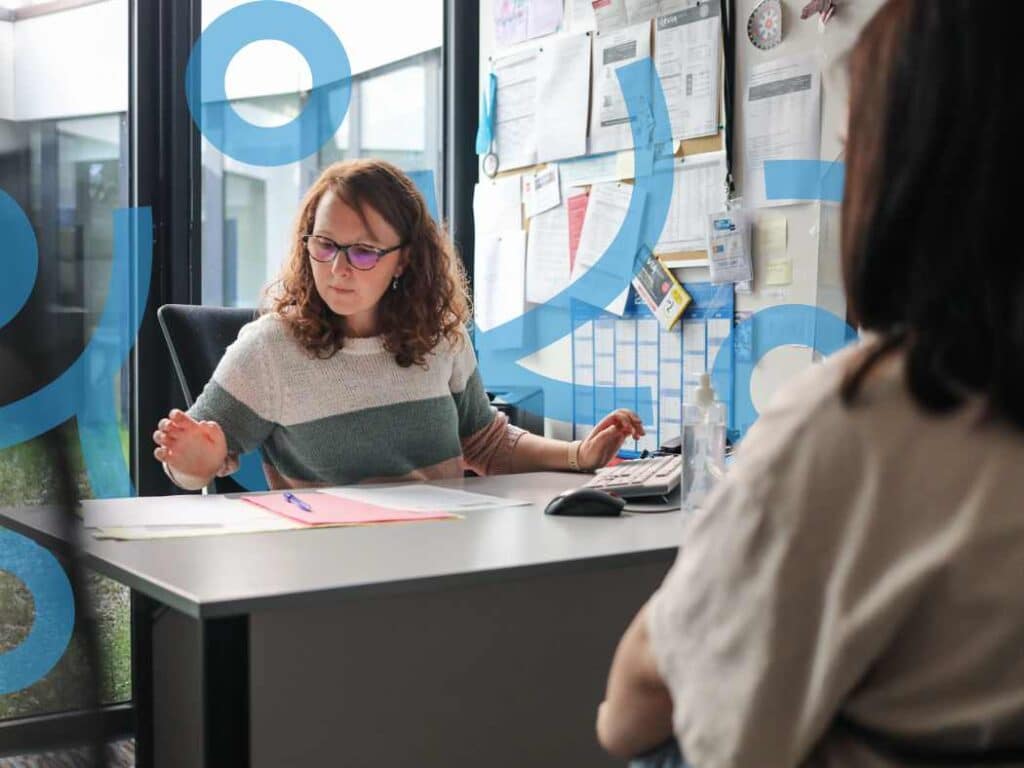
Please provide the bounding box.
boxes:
[283,491,312,513]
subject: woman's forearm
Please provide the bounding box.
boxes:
[597,603,675,759]
[501,432,575,473]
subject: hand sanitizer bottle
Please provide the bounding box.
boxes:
[682,373,726,512]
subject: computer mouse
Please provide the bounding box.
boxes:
[544,487,626,517]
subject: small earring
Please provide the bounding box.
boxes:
[391,276,400,292]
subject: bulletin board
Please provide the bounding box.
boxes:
[475,0,887,441]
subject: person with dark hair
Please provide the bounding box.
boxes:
[597,1,1024,765]
[152,159,643,489]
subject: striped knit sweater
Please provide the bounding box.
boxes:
[184,313,525,488]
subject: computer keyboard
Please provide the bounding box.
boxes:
[581,455,681,499]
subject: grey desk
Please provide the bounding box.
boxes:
[0,472,682,768]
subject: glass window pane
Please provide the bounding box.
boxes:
[361,65,426,153]
[0,0,131,720]
[199,0,443,308]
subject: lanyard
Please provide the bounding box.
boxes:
[720,0,736,202]
[475,72,498,155]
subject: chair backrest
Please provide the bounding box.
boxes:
[157,304,258,493]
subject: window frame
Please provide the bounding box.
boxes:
[0,0,470,758]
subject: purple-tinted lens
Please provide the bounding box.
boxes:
[307,237,336,262]
[347,245,381,270]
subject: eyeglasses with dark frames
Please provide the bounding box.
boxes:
[302,234,405,271]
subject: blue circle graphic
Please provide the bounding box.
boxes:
[185,2,352,167]
[0,530,75,695]
[0,189,39,330]
[711,304,858,441]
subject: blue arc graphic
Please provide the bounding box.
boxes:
[0,530,75,695]
[764,159,845,203]
[0,207,153,498]
[476,58,675,424]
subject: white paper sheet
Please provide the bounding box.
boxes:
[572,181,640,315]
[593,0,691,30]
[560,151,622,188]
[590,22,652,154]
[754,213,787,259]
[323,484,529,511]
[630,0,692,24]
[744,53,821,208]
[523,165,562,218]
[82,495,276,529]
[592,0,628,31]
[654,3,721,140]
[473,175,523,234]
[492,49,541,171]
[536,32,592,162]
[527,0,564,38]
[526,204,572,304]
[494,0,529,47]
[91,515,302,540]
[474,229,527,332]
[568,0,597,31]
[655,151,728,253]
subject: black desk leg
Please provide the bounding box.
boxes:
[202,615,250,766]
[130,591,155,768]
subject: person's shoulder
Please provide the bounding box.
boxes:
[218,313,302,374]
[731,342,881,484]
[234,312,297,349]
[430,324,473,361]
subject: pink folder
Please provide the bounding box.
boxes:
[240,492,457,526]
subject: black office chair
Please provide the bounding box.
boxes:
[157,303,260,493]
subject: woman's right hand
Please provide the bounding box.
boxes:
[152,409,228,482]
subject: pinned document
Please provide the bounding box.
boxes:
[494,0,564,47]
[655,152,728,254]
[706,210,753,284]
[568,0,597,31]
[474,229,527,339]
[492,49,541,171]
[567,191,590,271]
[572,181,642,315]
[632,246,692,330]
[474,175,523,233]
[526,203,572,304]
[536,32,591,162]
[744,54,821,208]
[654,3,722,140]
[523,165,562,218]
[590,22,652,154]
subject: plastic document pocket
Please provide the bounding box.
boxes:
[241,492,459,526]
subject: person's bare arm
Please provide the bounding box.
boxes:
[152,409,229,490]
[597,602,674,759]
[500,409,645,473]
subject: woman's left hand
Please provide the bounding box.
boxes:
[578,409,645,471]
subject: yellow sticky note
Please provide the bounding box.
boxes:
[754,215,788,260]
[615,150,635,180]
[765,258,793,286]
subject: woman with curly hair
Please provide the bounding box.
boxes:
[153,159,643,490]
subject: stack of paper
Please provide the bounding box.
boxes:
[82,485,529,540]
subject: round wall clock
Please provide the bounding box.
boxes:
[748,0,783,50]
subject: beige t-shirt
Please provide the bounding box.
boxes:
[648,344,1024,768]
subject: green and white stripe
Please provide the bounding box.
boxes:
[189,313,498,486]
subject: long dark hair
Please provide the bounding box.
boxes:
[840,0,1023,429]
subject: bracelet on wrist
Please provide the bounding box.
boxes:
[567,440,583,472]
